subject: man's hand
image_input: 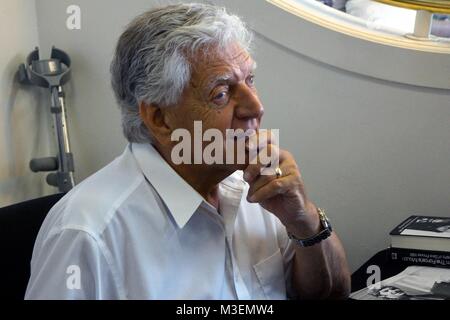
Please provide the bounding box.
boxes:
[243,132,320,239]
[242,131,351,299]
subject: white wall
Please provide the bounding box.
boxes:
[0,0,54,207]
[30,0,450,272]
[252,36,450,271]
[34,0,141,182]
[219,0,450,271]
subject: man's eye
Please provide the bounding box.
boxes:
[211,91,229,106]
[247,75,255,86]
[214,92,227,100]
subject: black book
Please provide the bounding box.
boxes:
[389,247,450,268]
[390,215,450,252]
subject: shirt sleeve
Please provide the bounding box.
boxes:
[25,228,121,300]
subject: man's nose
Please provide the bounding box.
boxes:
[234,84,264,120]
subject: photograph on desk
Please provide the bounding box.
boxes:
[350,266,450,300]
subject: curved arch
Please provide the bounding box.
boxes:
[213,0,450,89]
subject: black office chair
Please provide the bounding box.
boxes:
[0,193,65,299]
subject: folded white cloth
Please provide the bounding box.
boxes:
[346,0,417,34]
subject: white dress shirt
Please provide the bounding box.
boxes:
[25,143,296,300]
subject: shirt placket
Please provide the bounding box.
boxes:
[220,182,251,300]
[225,238,250,299]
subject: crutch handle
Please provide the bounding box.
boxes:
[29,157,58,172]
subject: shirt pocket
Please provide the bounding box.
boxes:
[253,249,287,300]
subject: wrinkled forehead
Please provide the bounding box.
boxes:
[188,43,255,83]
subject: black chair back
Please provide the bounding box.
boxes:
[0,193,65,299]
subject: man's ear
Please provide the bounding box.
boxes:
[139,102,172,144]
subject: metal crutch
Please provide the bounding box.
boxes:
[18,46,75,192]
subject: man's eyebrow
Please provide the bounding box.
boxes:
[205,74,234,92]
[206,60,257,92]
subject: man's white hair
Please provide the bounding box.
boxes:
[110,3,253,143]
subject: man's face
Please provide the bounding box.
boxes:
[164,43,264,170]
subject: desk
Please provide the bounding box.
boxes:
[351,248,412,292]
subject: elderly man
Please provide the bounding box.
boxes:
[26,3,350,299]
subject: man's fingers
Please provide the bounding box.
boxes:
[247,170,278,198]
[246,130,277,164]
[247,160,300,201]
[247,175,291,203]
[244,144,280,183]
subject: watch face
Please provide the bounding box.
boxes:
[318,208,327,221]
[317,208,331,230]
[288,208,333,247]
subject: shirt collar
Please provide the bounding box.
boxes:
[130,142,205,229]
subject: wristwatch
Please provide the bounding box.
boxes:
[287,207,333,247]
